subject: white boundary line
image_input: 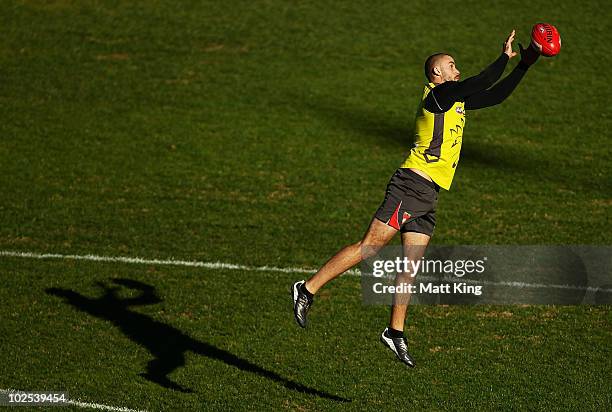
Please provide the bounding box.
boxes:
[0,388,148,412]
[1,249,610,293]
[0,250,323,274]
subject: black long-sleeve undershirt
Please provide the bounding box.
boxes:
[424,53,530,113]
[464,61,530,109]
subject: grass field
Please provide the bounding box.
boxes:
[0,0,610,410]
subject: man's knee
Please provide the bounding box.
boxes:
[357,240,385,260]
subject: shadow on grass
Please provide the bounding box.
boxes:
[299,93,610,196]
[46,279,349,402]
[298,93,413,148]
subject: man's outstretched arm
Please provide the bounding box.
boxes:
[424,53,508,112]
[465,43,540,110]
[424,30,518,113]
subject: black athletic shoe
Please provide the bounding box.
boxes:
[380,327,416,367]
[292,280,312,328]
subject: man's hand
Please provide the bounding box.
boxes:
[503,30,518,58]
[519,42,541,66]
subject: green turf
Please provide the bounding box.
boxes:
[2,258,610,411]
[0,0,610,410]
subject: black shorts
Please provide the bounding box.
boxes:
[374,168,439,236]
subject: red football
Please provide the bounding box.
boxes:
[531,23,561,57]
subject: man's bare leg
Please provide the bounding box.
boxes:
[305,218,397,294]
[389,231,431,331]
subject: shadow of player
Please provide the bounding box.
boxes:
[46,279,348,401]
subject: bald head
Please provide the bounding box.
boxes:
[424,53,460,84]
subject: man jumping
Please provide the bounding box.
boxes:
[292,30,541,367]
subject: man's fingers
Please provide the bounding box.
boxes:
[507,29,516,42]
